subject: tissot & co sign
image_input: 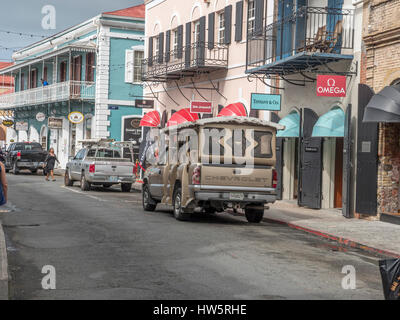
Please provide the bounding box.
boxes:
[316,75,346,97]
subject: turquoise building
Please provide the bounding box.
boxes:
[0,4,145,168]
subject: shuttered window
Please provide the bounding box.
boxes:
[224,5,232,45]
[235,1,244,42]
[158,32,164,64]
[133,50,144,83]
[148,37,153,66]
[254,0,264,36]
[208,12,215,49]
[185,22,192,67]
[177,25,183,59]
[165,30,171,62]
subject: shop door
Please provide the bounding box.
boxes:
[299,108,322,209]
[355,85,378,216]
[342,105,352,217]
[72,56,82,97]
[334,138,343,208]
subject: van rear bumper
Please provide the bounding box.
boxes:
[192,185,277,203]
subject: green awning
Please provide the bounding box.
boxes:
[312,107,345,137]
[277,112,300,137]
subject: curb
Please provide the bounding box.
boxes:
[263,217,400,259]
[0,222,8,300]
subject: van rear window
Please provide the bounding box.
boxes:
[14,143,43,151]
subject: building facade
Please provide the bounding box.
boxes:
[359,0,400,223]
[246,0,363,213]
[0,62,14,146]
[142,0,275,125]
[0,5,145,168]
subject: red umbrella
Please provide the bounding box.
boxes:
[217,102,248,117]
[140,110,161,127]
[167,108,199,127]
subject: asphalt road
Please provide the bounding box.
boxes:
[0,172,384,300]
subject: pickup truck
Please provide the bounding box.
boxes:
[65,146,135,192]
[5,142,47,174]
[142,116,284,223]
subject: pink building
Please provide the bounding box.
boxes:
[142,0,274,124]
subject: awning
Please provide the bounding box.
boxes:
[277,112,300,138]
[166,108,199,127]
[140,110,160,127]
[217,103,247,117]
[363,85,400,123]
[312,107,345,137]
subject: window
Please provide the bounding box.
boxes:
[154,37,159,59]
[96,148,121,158]
[133,50,144,83]
[86,52,95,82]
[193,20,201,60]
[218,11,225,44]
[30,69,37,89]
[60,61,67,82]
[14,143,43,151]
[173,29,179,59]
[20,73,25,91]
[43,66,48,82]
[87,149,96,157]
[85,117,92,140]
[247,0,256,35]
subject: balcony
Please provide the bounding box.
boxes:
[246,6,355,76]
[142,42,228,82]
[0,81,95,109]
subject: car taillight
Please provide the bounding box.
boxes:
[89,164,96,173]
[17,152,21,160]
[272,169,278,189]
[192,166,201,185]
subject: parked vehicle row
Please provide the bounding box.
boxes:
[4,142,47,175]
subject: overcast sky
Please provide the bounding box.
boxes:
[0,0,143,61]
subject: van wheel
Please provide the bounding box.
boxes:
[80,174,91,191]
[173,186,191,221]
[121,183,132,193]
[13,161,19,175]
[142,184,156,212]
[64,169,73,186]
[245,205,265,223]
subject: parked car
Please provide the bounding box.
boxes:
[65,144,135,192]
[142,116,284,223]
[5,142,47,175]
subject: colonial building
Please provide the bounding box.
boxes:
[359,0,400,224]
[142,0,274,125]
[246,0,363,213]
[0,4,145,168]
[0,62,14,146]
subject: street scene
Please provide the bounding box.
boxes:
[0,0,399,305]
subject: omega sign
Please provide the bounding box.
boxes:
[316,75,346,97]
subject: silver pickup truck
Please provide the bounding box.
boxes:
[64,146,135,192]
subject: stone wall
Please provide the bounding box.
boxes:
[378,123,400,214]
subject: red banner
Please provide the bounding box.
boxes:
[190,101,213,114]
[316,75,346,97]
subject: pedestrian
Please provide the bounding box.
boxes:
[41,78,49,86]
[0,161,8,206]
[44,148,60,182]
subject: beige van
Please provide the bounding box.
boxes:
[142,116,284,223]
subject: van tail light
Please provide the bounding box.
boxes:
[89,164,96,173]
[17,152,21,160]
[192,166,201,185]
[272,169,278,189]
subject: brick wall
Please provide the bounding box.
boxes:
[363,0,400,215]
[378,124,400,214]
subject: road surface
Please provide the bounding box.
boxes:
[0,173,384,300]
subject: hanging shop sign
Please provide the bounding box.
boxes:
[68,111,84,124]
[2,120,14,127]
[190,101,213,114]
[251,93,281,111]
[36,112,46,122]
[15,121,28,131]
[135,99,155,109]
[316,75,346,97]
[48,117,63,129]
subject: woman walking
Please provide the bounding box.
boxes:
[44,148,60,182]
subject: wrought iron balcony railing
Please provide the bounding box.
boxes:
[246,6,355,74]
[142,42,228,82]
[0,80,95,109]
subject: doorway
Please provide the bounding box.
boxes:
[282,138,299,200]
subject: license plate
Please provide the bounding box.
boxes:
[109,176,118,182]
[229,192,245,201]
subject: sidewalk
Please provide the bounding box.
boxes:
[0,221,8,300]
[267,201,400,258]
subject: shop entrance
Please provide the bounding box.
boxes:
[282,138,299,200]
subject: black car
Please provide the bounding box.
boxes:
[5,142,48,175]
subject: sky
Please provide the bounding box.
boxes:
[0,0,143,61]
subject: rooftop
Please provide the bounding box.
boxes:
[103,4,145,19]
